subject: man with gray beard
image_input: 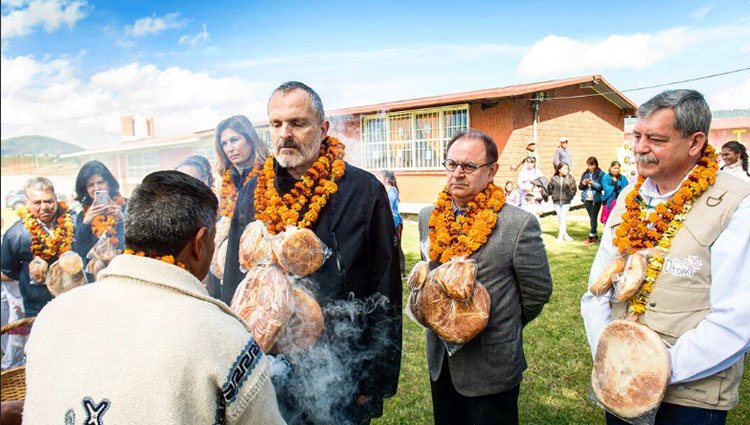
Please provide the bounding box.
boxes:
[581,89,750,424]
[222,81,402,424]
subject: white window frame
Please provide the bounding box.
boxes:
[361,104,470,171]
[192,145,216,163]
[126,151,160,180]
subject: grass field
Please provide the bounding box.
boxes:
[374,209,750,425]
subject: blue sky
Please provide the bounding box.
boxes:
[2,0,749,147]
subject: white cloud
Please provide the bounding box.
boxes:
[690,5,712,20]
[124,12,186,38]
[1,55,272,146]
[1,0,89,39]
[178,23,209,48]
[709,78,750,109]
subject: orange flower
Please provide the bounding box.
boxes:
[123,248,186,269]
[17,201,74,261]
[254,137,347,234]
[219,166,260,218]
[428,183,506,263]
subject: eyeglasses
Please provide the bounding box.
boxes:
[442,159,494,174]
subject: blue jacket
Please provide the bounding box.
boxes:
[579,169,604,204]
[601,173,629,203]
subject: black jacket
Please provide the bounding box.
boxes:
[222,157,402,423]
[547,174,577,205]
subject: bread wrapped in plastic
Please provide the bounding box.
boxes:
[407,261,429,290]
[29,256,49,283]
[271,226,330,276]
[214,216,232,245]
[210,238,228,279]
[274,286,325,355]
[432,257,476,301]
[418,275,490,344]
[86,258,107,281]
[590,256,626,296]
[89,235,117,262]
[230,265,293,352]
[238,220,275,271]
[613,252,648,302]
[46,251,86,296]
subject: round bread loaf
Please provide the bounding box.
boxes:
[28,257,49,283]
[231,266,293,352]
[91,238,117,262]
[46,253,86,296]
[87,258,106,281]
[407,261,429,290]
[420,277,490,344]
[58,251,84,275]
[214,216,232,245]
[592,320,670,419]
[210,238,228,279]
[273,227,325,276]
[238,220,274,270]
[590,257,627,296]
[613,253,647,302]
[275,286,325,355]
[432,257,476,301]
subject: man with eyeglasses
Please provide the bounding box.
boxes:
[418,130,553,425]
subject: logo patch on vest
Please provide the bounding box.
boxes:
[663,255,703,278]
[64,397,110,425]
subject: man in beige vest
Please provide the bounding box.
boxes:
[581,89,750,424]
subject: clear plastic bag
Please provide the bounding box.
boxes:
[405,261,430,327]
[612,251,649,302]
[46,251,87,296]
[210,238,228,279]
[86,258,107,281]
[589,319,670,425]
[432,256,476,302]
[274,283,325,355]
[230,265,293,353]
[238,220,275,272]
[87,233,118,262]
[214,216,232,246]
[28,256,49,284]
[589,254,627,296]
[271,226,332,276]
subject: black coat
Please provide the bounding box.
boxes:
[1,220,54,316]
[222,158,402,423]
[547,174,577,205]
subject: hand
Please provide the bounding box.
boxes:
[82,204,110,225]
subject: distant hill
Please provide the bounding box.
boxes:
[1,135,82,157]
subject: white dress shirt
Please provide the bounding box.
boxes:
[581,175,750,384]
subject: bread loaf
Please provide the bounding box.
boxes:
[87,258,106,281]
[613,253,647,302]
[210,238,228,279]
[46,252,86,296]
[407,261,429,290]
[238,220,274,270]
[214,216,231,245]
[28,256,49,283]
[273,227,326,276]
[419,276,490,344]
[590,257,626,296]
[274,286,325,355]
[432,257,476,301]
[90,238,117,262]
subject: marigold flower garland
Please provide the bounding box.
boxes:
[612,145,719,316]
[86,195,126,244]
[123,248,186,270]
[17,201,74,261]
[428,182,506,264]
[254,137,346,234]
[219,166,260,218]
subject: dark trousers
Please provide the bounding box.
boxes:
[605,403,728,425]
[584,201,602,236]
[430,356,520,425]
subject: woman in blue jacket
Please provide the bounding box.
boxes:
[600,160,629,225]
[579,156,604,245]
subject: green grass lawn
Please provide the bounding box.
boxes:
[374,209,750,424]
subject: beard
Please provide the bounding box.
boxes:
[274,138,321,169]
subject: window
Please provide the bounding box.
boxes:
[256,126,273,149]
[126,151,160,180]
[192,145,216,163]
[362,104,469,170]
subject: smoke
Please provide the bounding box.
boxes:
[269,293,399,425]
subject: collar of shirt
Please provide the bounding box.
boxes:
[452,200,467,216]
[639,165,698,208]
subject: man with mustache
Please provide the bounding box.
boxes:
[222,81,402,424]
[1,177,73,319]
[581,89,750,424]
[418,130,553,425]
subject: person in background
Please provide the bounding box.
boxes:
[1,177,73,318]
[22,171,285,424]
[600,160,629,225]
[511,141,541,172]
[517,156,543,206]
[720,140,750,182]
[579,157,604,245]
[175,155,215,188]
[553,137,572,169]
[1,215,27,371]
[547,162,577,242]
[504,181,521,207]
[72,161,126,269]
[380,170,406,276]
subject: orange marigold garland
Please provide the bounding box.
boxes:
[428,182,506,263]
[123,248,186,270]
[17,201,74,261]
[220,166,260,218]
[86,195,126,244]
[254,137,346,234]
[612,144,719,316]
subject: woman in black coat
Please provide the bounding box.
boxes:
[547,162,577,242]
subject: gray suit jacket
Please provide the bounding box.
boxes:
[418,204,553,397]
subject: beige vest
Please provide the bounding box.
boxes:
[609,172,750,410]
